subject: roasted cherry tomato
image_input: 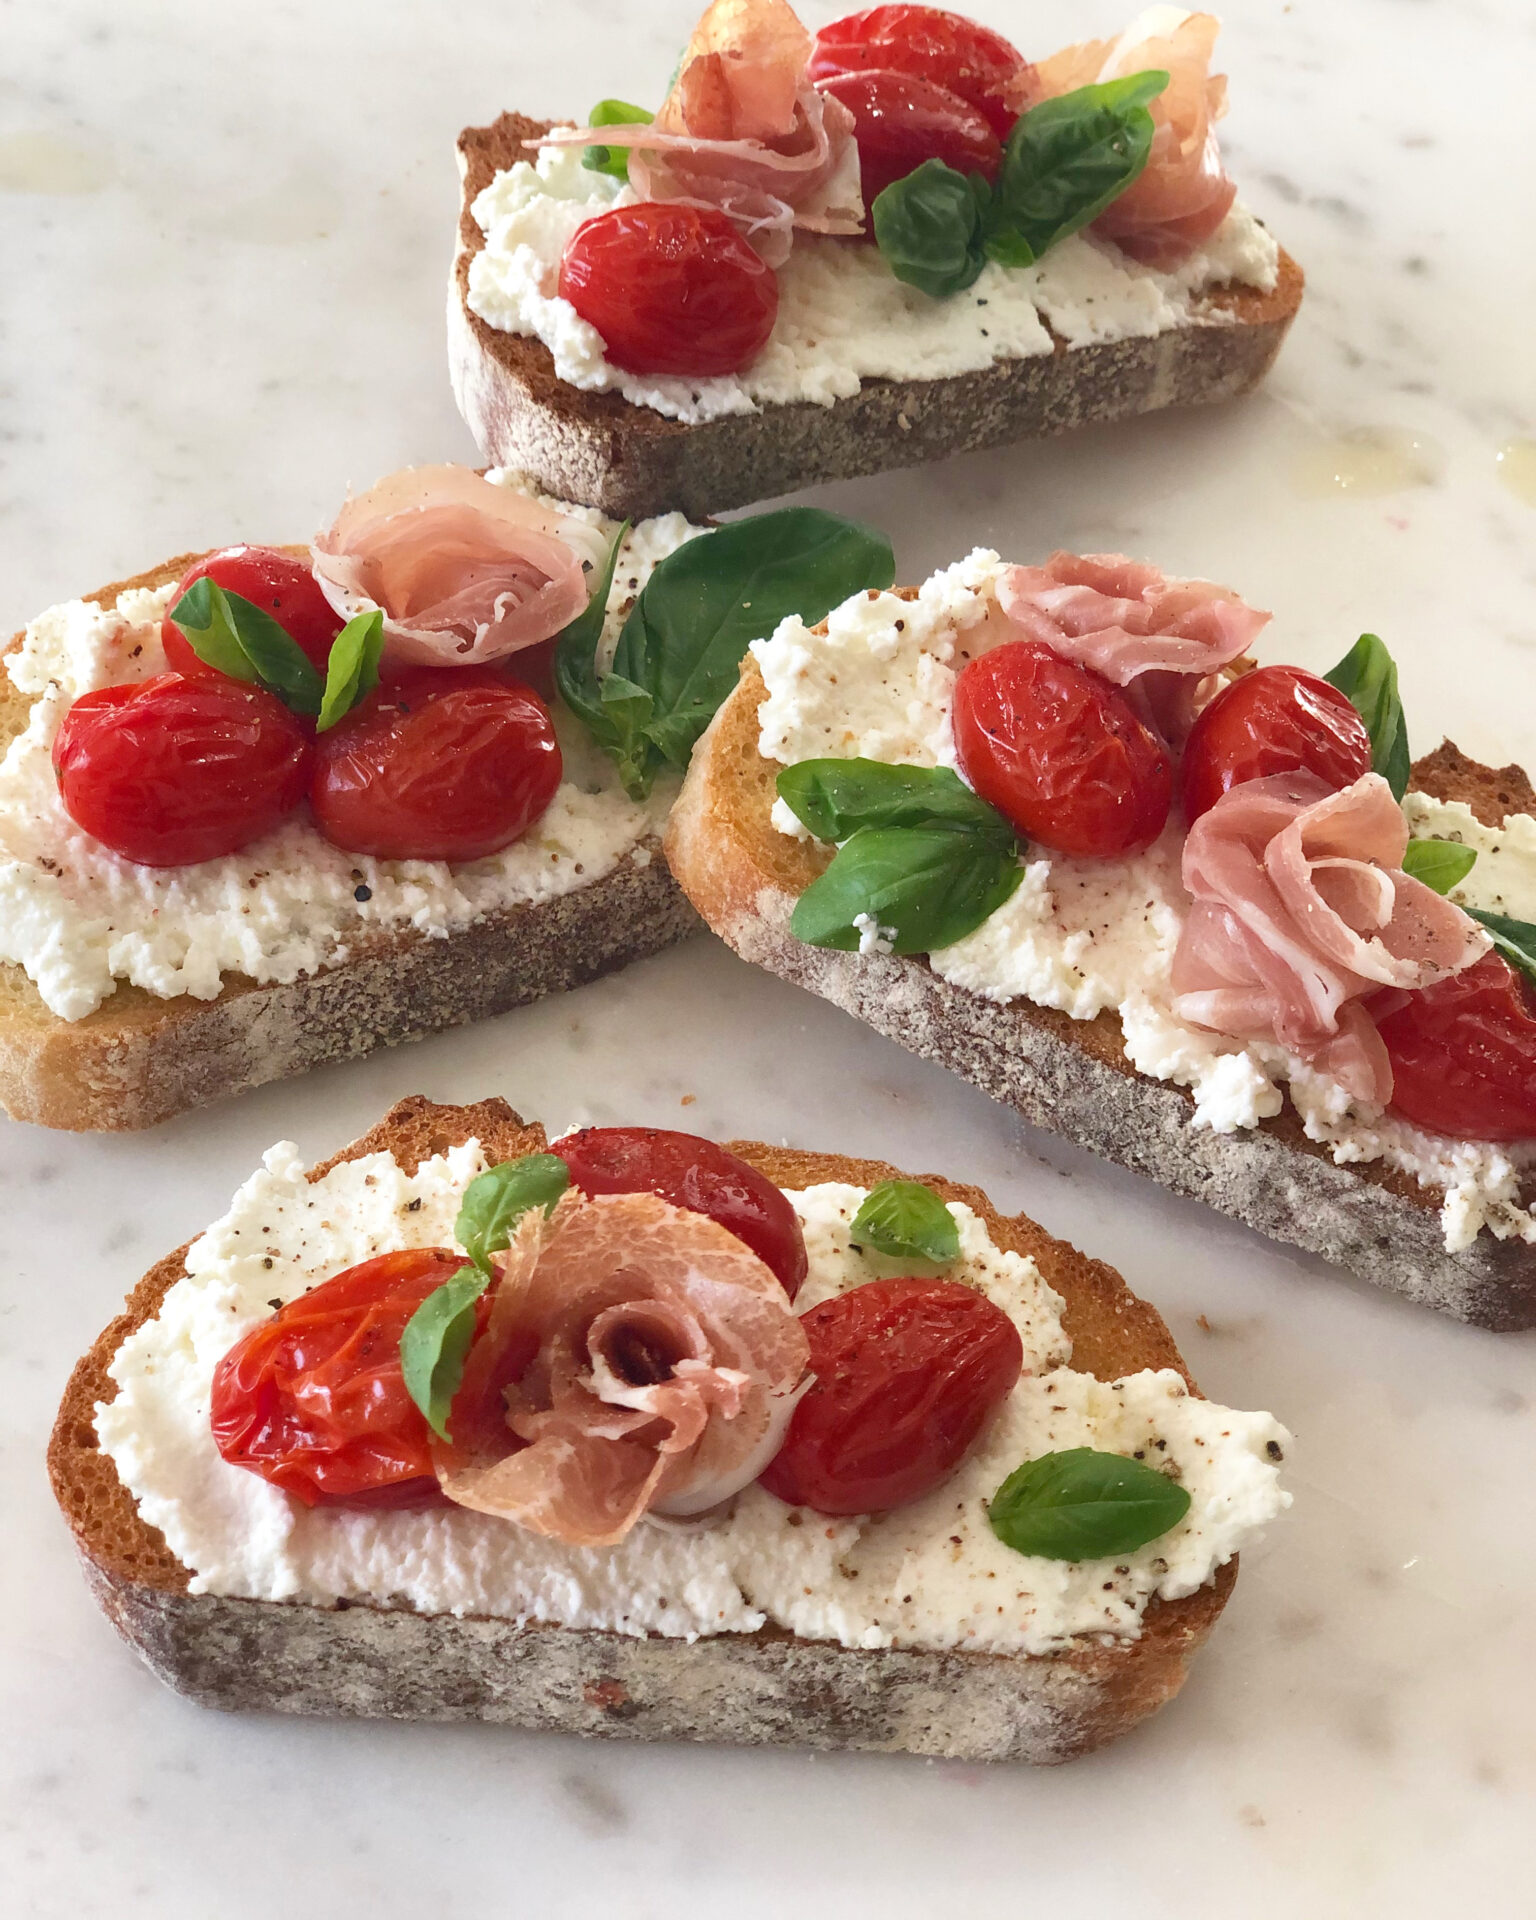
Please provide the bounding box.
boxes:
[559,203,779,378]
[809,5,1031,139]
[555,1127,808,1300]
[953,640,1173,858]
[1377,953,1536,1142]
[1181,665,1372,824]
[310,666,562,862]
[759,1277,1022,1513]
[161,546,344,679]
[210,1248,475,1508]
[819,69,1001,211]
[53,673,311,867]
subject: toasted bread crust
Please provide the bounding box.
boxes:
[450,114,1304,520]
[48,1096,1237,1763]
[665,655,1536,1328]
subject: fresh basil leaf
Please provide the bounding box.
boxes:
[554,519,630,747]
[988,1447,1192,1560]
[790,820,1022,955]
[1468,909,1536,987]
[1324,633,1411,800]
[456,1153,570,1276]
[1400,837,1478,896]
[315,611,385,733]
[776,758,1014,845]
[582,99,654,180]
[169,577,325,717]
[872,159,989,297]
[849,1180,960,1267]
[399,1265,488,1443]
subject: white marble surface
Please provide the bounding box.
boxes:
[3,2,1535,1915]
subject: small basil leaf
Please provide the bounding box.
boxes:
[849,1180,960,1267]
[554,520,630,745]
[456,1153,571,1276]
[789,820,1023,955]
[399,1265,489,1443]
[1400,837,1478,896]
[872,158,989,297]
[776,759,1014,845]
[315,611,385,733]
[169,577,262,684]
[1468,909,1536,987]
[582,99,654,181]
[1324,633,1411,800]
[988,1447,1192,1561]
[170,577,325,717]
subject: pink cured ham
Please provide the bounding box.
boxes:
[996,552,1270,744]
[534,0,863,267]
[310,465,600,669]
[1032,10,1236,270]
[1172,772,1487,1104]
[432,1190,810,1546]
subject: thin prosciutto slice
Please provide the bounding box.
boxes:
[535,0,863,267]
[996,552,1269,743]
[1172,772,1487,1104]
[310,465,602,668]
[432,1190,810,1546]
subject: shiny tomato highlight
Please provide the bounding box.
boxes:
[759,1277,1022,1513]
[559,204,779,378]
[53,673,311,867]
[310,666,562,862]
[210,1247,473,1507]
[162,546,343,678]
[810,5,1031,138]
[953,640,1173,858]
[1378,953,1536,1141]
[1181,665,1372,824]
[819,69,1001,210]
[555,1127,808,1299]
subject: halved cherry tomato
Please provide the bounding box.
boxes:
[559,204,779,378]
[953,640,1173,858]
[809,5,1031,139]
[53,673,311,867]
[310,666,562,862]
[1182,665,1372,824]
[555,1127,808,1300]
[161,546,343,679]
[1377,952,1536,1141]
[819,69,1001,212]
[210,1248,475,1508]
[759,1277,1022,1514]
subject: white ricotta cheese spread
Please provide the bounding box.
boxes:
[0,482,703,1021]
[752,556,1536,1251]
[466,143,1281,427]
[96,1142,1289,1652]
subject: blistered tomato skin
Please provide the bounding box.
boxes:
[1182,666,1373,824]
[555,1127,809,1300]
[953,640,1173,858]
[559,205,779,378]
[162,546,344,678]
[310,667,562,863]
[819,69,1001,210]
[758,1277,1022,1514]
[210,1247,475,1508]
[810,5,1031,138]
[1378,953,1536,1142]
[52,674,311,867]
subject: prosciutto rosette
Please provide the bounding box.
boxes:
[1172,772,1487,1104]
[432,1190,810,1546]
[535,0,864,266]
[311,464,603,668]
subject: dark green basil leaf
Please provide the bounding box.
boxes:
[1400,838,1478,896]
[849,1180,960,1267]
[1324,633,1410,800]
[399,1265,488,1443]
[315,611,385,733]
[456,1153,570,1276]
[872,159,990,297]
[582,99,654,180]
[554,519,630,747]
[790,820,1022,955]
[1468,909,1536,987]
[988,1447,1192,1560]
[170,578,325,717]
[776,758,1014,844]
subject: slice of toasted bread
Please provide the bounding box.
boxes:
[665,655,1536,1330]
[49,1094,1242,1764]
[450,115,1304,522]
[0,559,698,1132]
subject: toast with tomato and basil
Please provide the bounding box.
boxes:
[0,466,892,1130]
[666,549,1536,1327]
[50,1094,1289,1762]
[450,2,1302,521]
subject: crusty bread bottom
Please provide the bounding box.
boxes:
[49,1096,1236,1764]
